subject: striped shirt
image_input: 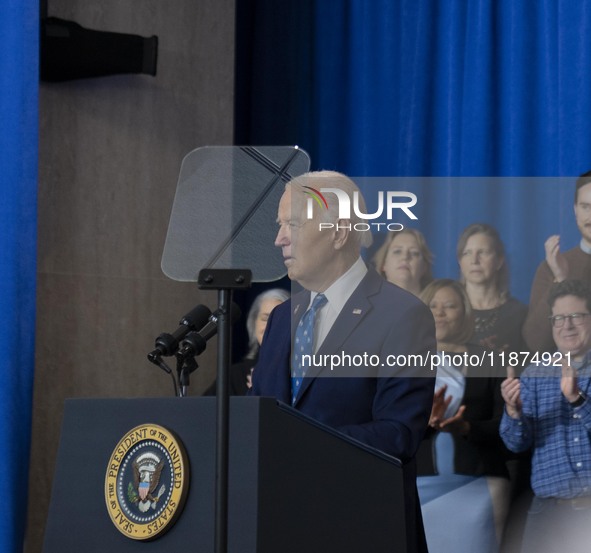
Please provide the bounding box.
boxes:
[500,354,591,498]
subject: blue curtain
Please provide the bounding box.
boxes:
[235,0,591,303]
[0,2,38,551]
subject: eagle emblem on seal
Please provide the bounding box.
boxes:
[127,452,166,513]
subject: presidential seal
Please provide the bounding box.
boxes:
[104,424,189,540]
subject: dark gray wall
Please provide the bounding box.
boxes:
[27,2,235,551]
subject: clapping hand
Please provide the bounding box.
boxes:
[501,365,522,419]
[544,235,568,282]
[429,384,469,435]
[560,359,580,403]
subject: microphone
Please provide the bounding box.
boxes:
[177,303,242,359]
[148,304,212,360]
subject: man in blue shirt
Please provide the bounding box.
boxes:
[500,279,591,553]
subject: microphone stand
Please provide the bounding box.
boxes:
[147,353,179,397]
[177,355,198,397]
[198,268,251,553]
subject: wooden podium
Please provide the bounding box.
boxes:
[43,397,407,552]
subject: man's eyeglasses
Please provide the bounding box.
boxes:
[548,312,591,328]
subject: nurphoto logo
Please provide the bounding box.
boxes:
[305,186,418,232]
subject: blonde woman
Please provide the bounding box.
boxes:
[372,228,433,296]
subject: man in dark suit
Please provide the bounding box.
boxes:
[250,170,436,553]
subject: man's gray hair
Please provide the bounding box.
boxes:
[286,170,374,249]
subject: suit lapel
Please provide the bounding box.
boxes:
[293,270,383,406]
[291,291,311,342]
[317,294,372,357]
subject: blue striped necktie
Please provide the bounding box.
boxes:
[291,293,327,405]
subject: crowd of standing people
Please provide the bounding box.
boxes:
[214,169,591,553]
[368,170,591,553]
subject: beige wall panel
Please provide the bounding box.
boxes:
[27,1,235,551]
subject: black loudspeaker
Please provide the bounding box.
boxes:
[40,17,158,82]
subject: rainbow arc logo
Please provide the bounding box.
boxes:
[302,186,328,210]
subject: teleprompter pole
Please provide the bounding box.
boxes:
[198,268,252,553]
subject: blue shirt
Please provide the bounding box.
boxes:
[500,355,591,499]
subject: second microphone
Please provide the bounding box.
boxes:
[176,303,242,360]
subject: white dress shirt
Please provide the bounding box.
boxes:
[307,257,368,353]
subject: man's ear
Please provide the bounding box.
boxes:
[333,219,351,250]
